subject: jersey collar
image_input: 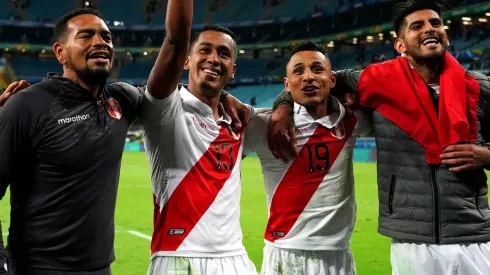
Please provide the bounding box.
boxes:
[179,85,232,125]
[293,95,345,129]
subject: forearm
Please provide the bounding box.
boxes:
[147,0,193,99]
[331,69,361,98]
[165,0,193,47]
[272,89,293,112]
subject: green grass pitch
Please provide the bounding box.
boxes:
[0,152,392,274]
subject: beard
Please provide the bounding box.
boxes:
[406,41,448,62]
[66,55,111,85]
[78,66,111,85]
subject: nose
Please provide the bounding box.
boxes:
[424,21,436,33]
[302,69,315,83]
[206,50,220,66]
[92,34,110,48]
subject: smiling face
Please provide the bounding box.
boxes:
[395,9,448,61]
[54,14,114,84]
[284,50,336,107]
[184,30,237,98]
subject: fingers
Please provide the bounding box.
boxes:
[3,81,19,95]
[287,127,298,158]
[229,109,242,131]
[443,144,472,153]
[267,130,291,163]
[240,108,249,129]
[440,151,473,160]
[442,157,473,166]
[267,136,287,163]
[13,80,30,94]
[343,93,356,107]
[449,163,475,172]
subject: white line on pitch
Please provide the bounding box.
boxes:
[128,230,152,240]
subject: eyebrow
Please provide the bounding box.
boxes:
[408,18,442,29]
[76,29,112,36]
[292,61,324,68]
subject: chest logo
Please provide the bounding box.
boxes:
[224,124,241,140]
[331,121,346,140]
[105,97,122,120]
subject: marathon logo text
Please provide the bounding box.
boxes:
[58,114,91,124]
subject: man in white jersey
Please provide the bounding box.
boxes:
[244,41,371,275]
[140,24,257,275]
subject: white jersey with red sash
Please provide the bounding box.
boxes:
[244,96,371,250]
[141,85,255,258]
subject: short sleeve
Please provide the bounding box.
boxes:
[243,112,271,156]
[140,85,182,125]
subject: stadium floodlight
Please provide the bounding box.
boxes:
[478,18,488,22]
[85,1,89,6]
[461,17,471,21]
[143,51,148,56]
[239,49,245,54]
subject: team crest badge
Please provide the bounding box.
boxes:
[105,97,122,120]
[225,124,241,140]
[331,121,346,140]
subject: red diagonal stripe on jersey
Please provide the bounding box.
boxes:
[151,125,243,253]
[265,112,357,243]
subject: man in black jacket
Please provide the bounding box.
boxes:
[0,1,193,274]
[269,0,490,274]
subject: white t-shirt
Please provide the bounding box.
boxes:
[141,85,255,258]
[244,96,371,251]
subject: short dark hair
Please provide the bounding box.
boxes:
[392,0,450,37]
[190,24,238,58]
[54,8,105,42]
[287,40,328,62]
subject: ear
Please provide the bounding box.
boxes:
[53,42,66,65]
[183,56,190,71]
[394,38,406,54]
[330,71,337,88]
[284,76,289,90]
[230,63,237,79]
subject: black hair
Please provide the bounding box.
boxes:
[287,40,328,62]
[54,8,105,42]
[190,24,238,58]
[392,0,450,37]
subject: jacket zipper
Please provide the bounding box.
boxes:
[96,99,105,129]
[430,165,440,244]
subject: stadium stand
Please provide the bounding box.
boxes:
[0,0,489,100]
